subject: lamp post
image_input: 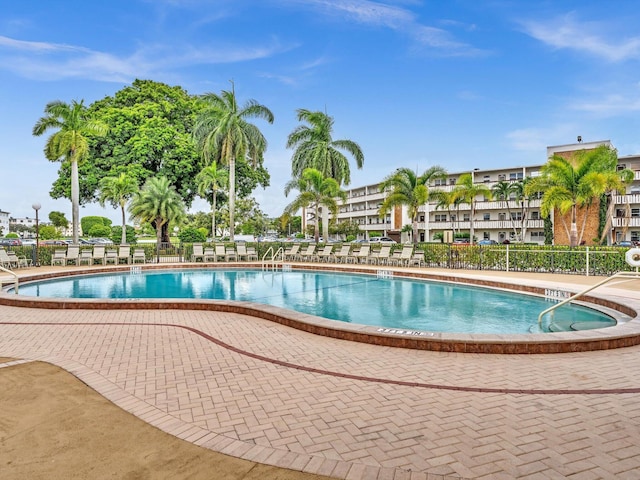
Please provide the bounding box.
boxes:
[32,203,41,267]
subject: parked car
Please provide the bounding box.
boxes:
[452,238,470,245]
[369,237,397,243]
[39,239,69,246]
[615,240,635,247]
[87,237,113,245]
[21,239,37,246]
[0,238,22,246]
[477,239,498,245]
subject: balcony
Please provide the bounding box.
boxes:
[612,217,640,228]
[422,219,545,230]
[613,194,640,205]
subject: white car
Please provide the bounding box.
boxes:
[368,237,397,243]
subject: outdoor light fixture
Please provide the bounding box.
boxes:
[577,136,582,143]
[32,203,41,267]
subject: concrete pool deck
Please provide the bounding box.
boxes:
[2,264,640,478]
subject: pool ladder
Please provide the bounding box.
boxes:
[261,246,285,271]
[0,265,19,294]
[537,270,640,328]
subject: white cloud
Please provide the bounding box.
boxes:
[521,14,640,62]
[569,93,640,116]
[276,0,486,57]
[0,35,292,83]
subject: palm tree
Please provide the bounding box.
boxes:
[379,166,447,244]
[32,99,108,244]
[193,83,273,241]
[287,109,364,241]
[284,168,346,243]
[429,189,461,237]
[527,145,633,246]
[195,162,228,239]
[453,173,492,244]
[491,180,518,239]
[128,176,186,246]
[98,172,139,244]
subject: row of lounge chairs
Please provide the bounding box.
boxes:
[0,248,32,269]
[191,244,259,262]
[50,245,146,266]
[281,243,425,267]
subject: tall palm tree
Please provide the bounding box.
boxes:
[453,173,492,243]
[429,189,461,237]
[98,172,139,244]
[32,99,108,244]
[379,166,447,244]
[491,180,518,239]
[287,109,364,241]
[284,168,346,243]
[193,83,273,241]
[527,145,633,246]
[195,162,228,239]
[128,176,186,246]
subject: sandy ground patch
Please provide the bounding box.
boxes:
[0,361,333,480]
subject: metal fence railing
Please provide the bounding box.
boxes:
[4,242,635,277]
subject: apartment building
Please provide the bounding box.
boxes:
[0,210,9,236]
[335,182,408,241]
[332,139,640,245]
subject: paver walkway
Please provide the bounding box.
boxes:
[1,267,640,479]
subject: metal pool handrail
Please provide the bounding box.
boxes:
[538,270,640,327]
[261,246,284,271]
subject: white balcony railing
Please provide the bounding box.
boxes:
[613,194,640,205]
[612,217,640,227]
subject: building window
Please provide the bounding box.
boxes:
[483,213,490,221]
[450,214,456,221]
[434,179,446,186]
[531,231,544,240]
[498,174,506,181]
[483,232,490,240]
[498,213,506,221]
[510,212,522,221]
[531,211,540,220]
[483,175,490,183]
[435,214,447,222]
[631,231,639,242]
[463,213,470,221]
[632,208,640,218]
[419,215,425,222]
[449,178,456,185]
[617,164,627,171]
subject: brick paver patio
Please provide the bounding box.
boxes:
[1,266,640,479]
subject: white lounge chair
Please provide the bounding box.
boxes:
[332,244,352,263]
[299,244,316,262]
[65,245,80,266]
[203,247,216,262]
[214,244,226,261]
[117,245,131,264]
[353,244,370,264]
[51,248,67,266]
[315,245,333,262]
[132,248,146,264]
[284,244,300,261]
[104,248,118,265]
[191,243,205,262]
[78,248,94,266]
[92,245,106,265]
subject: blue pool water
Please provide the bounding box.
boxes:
[16,269,615,334]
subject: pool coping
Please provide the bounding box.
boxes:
[2,262,639,354]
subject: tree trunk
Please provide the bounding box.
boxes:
[120,204,127,245]
[71,159,80,244]
[212,188,217,239]
[469,202,475,244]
[229,157,235,241]
[322,206,329,243]
[570,205,578,247]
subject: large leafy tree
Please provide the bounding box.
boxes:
[287,109,364,241]
[195,162,228,238]
[128,176,186,245]
[527,145,633,246]
[48,80,203,210]
[284,168,346,243]
[193,83,274,241]
[453,173,492,243]
[429,189,462,236]
[98,172,139,244]
[379,166,447,244]
[32,99,108,243]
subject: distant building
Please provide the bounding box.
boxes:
[0,210,9,236]
[329,140,640,245]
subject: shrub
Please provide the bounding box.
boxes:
[178,227,207,243]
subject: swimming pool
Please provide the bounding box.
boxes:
[16,269,615,334]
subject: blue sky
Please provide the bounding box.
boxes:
[1,0,640,224]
